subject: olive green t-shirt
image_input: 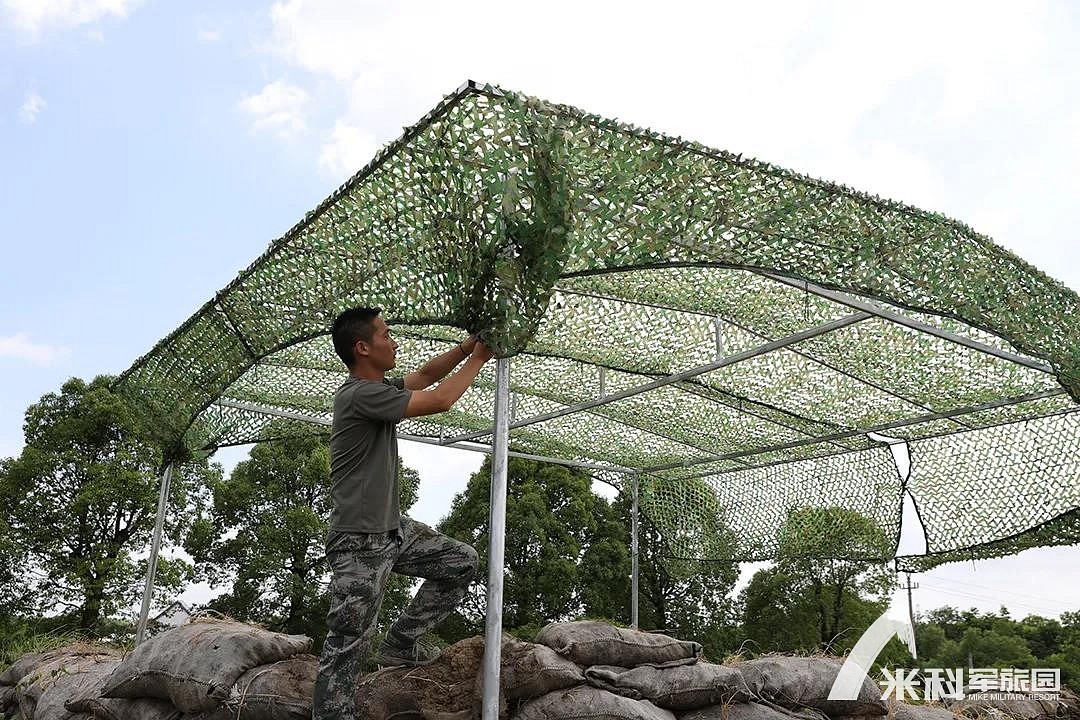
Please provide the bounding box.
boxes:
[328,375,412,533]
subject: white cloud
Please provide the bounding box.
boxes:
[18,92,45,124]
[0,333,70,366]
[318,121,377,180]
[238,80,310,139]
[258,1,1080,291]
[805,142,948,215]
[2,0,139,40]
[197,27,220,42]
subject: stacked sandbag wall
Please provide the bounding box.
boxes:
[3,619,1077,720]
[0,619,313,720]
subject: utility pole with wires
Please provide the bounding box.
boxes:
[902,573,919,632]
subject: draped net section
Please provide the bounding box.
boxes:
[117,82,1080,571]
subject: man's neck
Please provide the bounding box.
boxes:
[349,365,385,382]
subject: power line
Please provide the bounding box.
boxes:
[916,581,1067,616]
[925,575,1075,606]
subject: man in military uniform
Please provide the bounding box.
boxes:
[313,307,493,720]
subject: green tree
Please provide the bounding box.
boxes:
[0,376,211,634]
[615,490,740,659]
[578,492,632,622]
[186,437,420,645]
[959,626,1036,668]
[779,506,895,651]
[741,566,820,653]
[437,459,740,659]
[1018,614,1063,659]
[1051,611,1080,688]
[740,506,896,654]
[437,457,602,637]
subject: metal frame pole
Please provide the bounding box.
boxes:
[631,471,639,629]
[481,358,511,720]
[135,463,173,645]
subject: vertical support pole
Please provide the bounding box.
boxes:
[903,573,919,658]
[713,317,723,360]
[481,358,511,720]
[135,463,174,645]
[631,471,640,630]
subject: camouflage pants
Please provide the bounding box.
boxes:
[312,516,479,720]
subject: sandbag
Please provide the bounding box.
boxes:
[536,622,701,669]
[2,685,18,717]
[32,665,113,720]
[501,637,586,702]
[738,657,885,717]
[890,702,959,720]
[682,701,825,720]
[71,696,182,720]
[1,648,85,687]
[356,635,585,720]
[514,686,676,720]
[100,619,311,713]
[16,652,118,720]
[192,655,317,720]
[584,663,752,710]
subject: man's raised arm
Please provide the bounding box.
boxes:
[404,335,479,390]
[404,342,493,418]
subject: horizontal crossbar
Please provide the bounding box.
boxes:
[760,272,1055,374]
[439,311,871,445]
[211,397,635,475]
[641,387,1069,475]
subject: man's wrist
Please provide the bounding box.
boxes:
[457,343,469,358]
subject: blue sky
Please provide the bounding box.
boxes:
[2,0,1079,620]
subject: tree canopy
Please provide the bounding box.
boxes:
[435,457,742,659]
[0,376,214,634]
[185,436,420,648]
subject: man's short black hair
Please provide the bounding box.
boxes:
[332,307,382,368]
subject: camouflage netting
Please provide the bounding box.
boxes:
[116,81,1080,572]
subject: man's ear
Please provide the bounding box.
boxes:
[354,339,370,357]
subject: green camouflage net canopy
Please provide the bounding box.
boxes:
[118,82,1080,573]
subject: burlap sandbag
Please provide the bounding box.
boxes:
[189,654,317,720]
[357,635,584,720]
[535,622,701,669]
[682,701,827,720]
[738,657,885,717]
[2,647,94,687]
[514,686,676,720]
[502,636,586,702]
[584,663,753,710]
[100,619,311,713]
[72,696,182,720]
[2,684,18,718]
[890,702,959,720]
[2,651,50,687]
[16,652,118,720]
[65,662,180,720]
